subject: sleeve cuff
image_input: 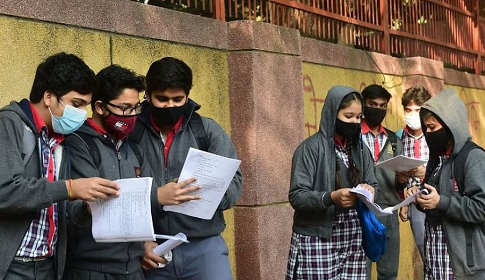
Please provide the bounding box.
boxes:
[437,195,450,212]
[322,192,334,207]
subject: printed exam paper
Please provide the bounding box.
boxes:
[163,148,241,220]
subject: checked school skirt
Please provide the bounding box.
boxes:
[286,210,367,280]
[424,223,455,280]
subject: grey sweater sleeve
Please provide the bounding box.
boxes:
[64,134,99,227]
[204,120,243,211]
[0,115,68,216]
[438,149,485,223]
[289,142,328,211]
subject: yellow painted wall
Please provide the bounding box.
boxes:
[302,62,423,280]
[0,14,236,277]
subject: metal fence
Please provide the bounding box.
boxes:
[140,0,485,74]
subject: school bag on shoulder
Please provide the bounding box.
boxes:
[71,132,144,168]
[452,140,485,268]
[383,128,399,157]
[130,112,209,152]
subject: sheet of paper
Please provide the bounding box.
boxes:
[153,233,189,256]
[163,148,241,220]
[88,177,155,242]
[375,155,427,172]
[350,185,424,217]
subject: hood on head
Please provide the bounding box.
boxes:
[420,88,470,156]
[320,85,362,138]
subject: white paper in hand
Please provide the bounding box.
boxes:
[375,155,427,172]
[153,233,189,256]
[163,148,241,220]
[88,177,155,242]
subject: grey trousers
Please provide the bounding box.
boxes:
[144,234,232,280]
[367,211,400,280]
[4,258,55,280]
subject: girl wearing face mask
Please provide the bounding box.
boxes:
[287,86,378,280]
[408,89,485,280]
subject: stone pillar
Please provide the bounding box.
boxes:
[227,21,304,280]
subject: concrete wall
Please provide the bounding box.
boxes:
[2,0,485,279]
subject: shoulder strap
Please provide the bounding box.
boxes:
[21,124,37,166]
[189,112,209,151]
[130,122,146,145]
[384,128,398,157]
[396,129,404,139]
[71,132,101,168]
[454,141,484,195]
[127,141,144,166]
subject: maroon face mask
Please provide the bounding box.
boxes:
[104,113,138,140]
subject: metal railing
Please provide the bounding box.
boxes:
[139,0,485,75]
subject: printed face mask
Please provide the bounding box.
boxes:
[424,127,452,155]
[151,103,188,127]
[364,106,386,127]
[50,100,87,134]
[335,118,361,139]
[405,113,421,130]
[104,113,138,140]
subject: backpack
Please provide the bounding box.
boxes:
[72,132,144,168]
[21,124,37,166]
[382,128,399,158]
[452,140,485,268]
[130,112,209,152]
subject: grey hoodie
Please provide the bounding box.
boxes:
[421,89,485,279]
[131,99,243,238]
[289,86,378,238]
[0,100,69,280]
[63,121,153,275]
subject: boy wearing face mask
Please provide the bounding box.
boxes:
[407,89,485,279]
[63,65,201,280]
[360,85,403,280]
[0,53,120,280]
[396,86,431,261]
[130,57,243,280]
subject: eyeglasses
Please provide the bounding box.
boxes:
[106,102,143,116]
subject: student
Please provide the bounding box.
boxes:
[360,85,403,280]
[130,57,243,280]
[409,88,485,279]
[63,65,201,280]
[0,53,119,280]
[286,86,378,279]
[396,86,431,260]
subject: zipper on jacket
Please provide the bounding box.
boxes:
[125,242,133,274]
[158,135,172,235]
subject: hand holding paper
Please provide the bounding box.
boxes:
[376,155,427,172]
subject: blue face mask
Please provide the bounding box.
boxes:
[50,100,87,134]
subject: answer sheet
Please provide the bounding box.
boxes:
[375,155,427,172]
[164,148,241,220]
[350,185,424,217]
[89,177,155,242]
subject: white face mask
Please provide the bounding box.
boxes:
[404,113,421,130]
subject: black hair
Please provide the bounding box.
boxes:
[402,86,431,107]
[92,65,146,110]
[145,57,193,96]
[361,84,391,102]
[29,52,96,103]
[335,92,362,189]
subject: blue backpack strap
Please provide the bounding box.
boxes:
[395,129,404,139]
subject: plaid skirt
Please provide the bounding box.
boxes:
[424,223,455,280]
[286,210,366,280]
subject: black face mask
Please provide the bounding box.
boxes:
[424,128,452,156]
[335,118,361,139]
[151,103,188,127]
[364,106,386,127]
